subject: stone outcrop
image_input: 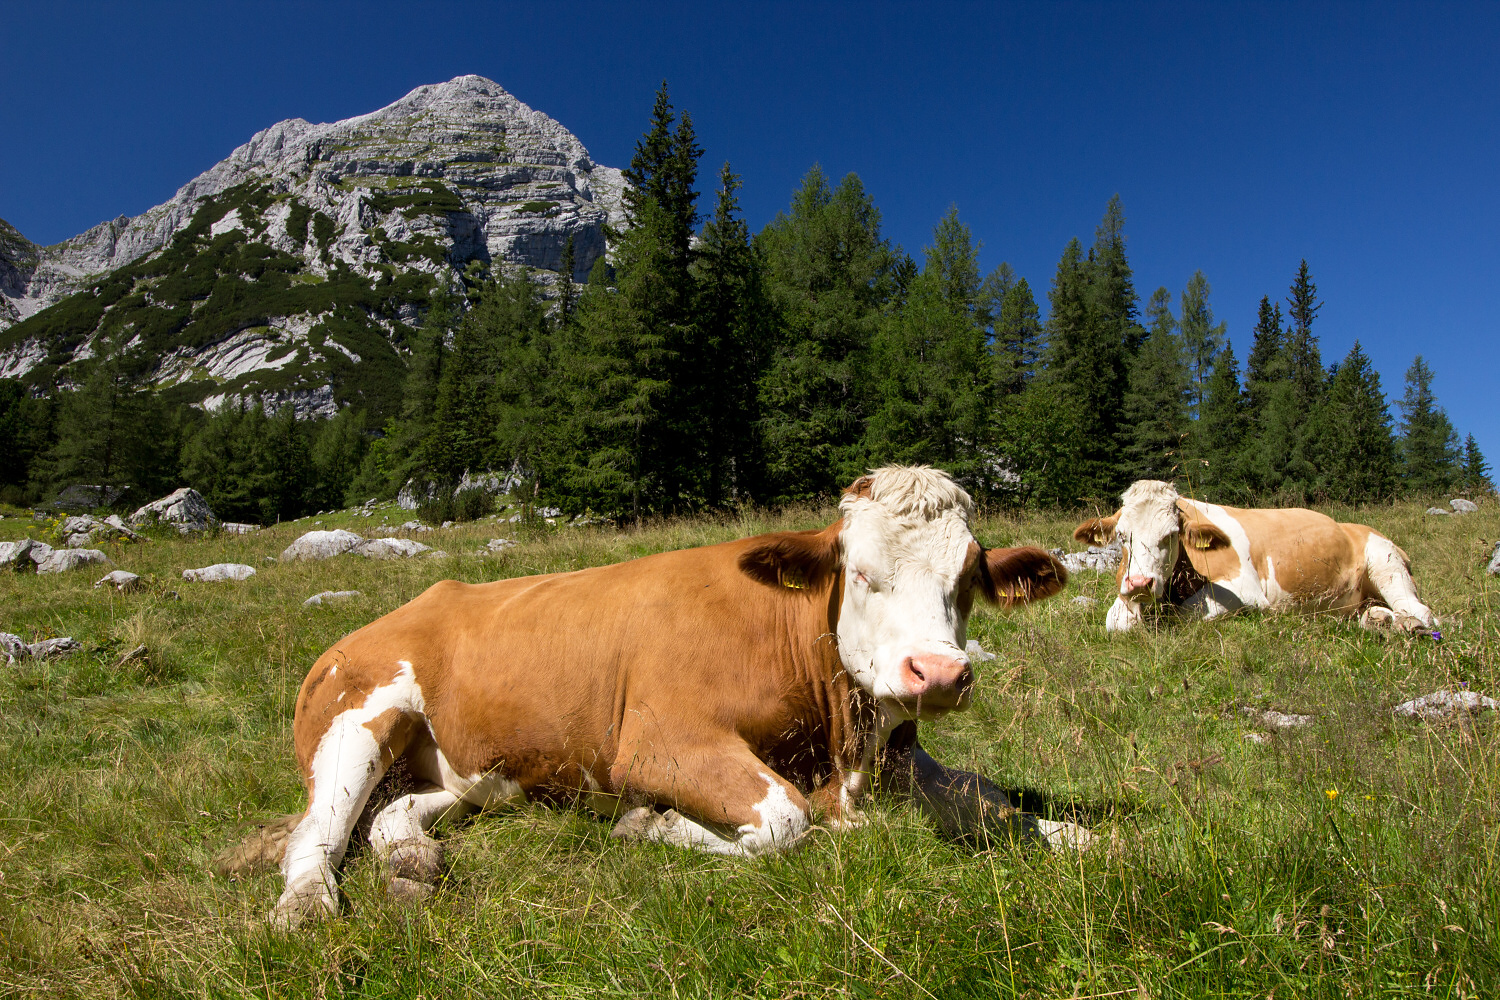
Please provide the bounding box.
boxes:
[0,538,50,570]
[1394,689,1499,721]
[36,548,111,574]
[1450,498,1479,513]
[280,529,364,561]
[131,488,218,532]
[182,563,257,582]
[1049,541,1123,574]
[2,632,81,664]
[60,514,143,548]
[95,570,143,592]
[303,590,361,607]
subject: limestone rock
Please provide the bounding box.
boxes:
[1426,507,1452,516]
[1450,498,1478,514]
[36,548,111,574]
[0,538,50,570]
[1071,596,1098,607]
[130,488,218,532]
[221,522,260,534]
[1240,706,1314,730]
[2,633,81,663]
[1488,542,1500,576]
[352,538,430,560]
[61,514,143,547]
[1393,689,1499,721]
[94,570,143,592]
[280,529,363,561]
[303,590,361,607]
[182,562,256,582]
[485,538,518,553]
[1051,541,1123,574]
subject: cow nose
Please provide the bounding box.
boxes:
[901,652,972,698]
[1121,575,1155,599]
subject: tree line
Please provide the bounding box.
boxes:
[0,84,1491,521]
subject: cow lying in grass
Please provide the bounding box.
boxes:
[248,466,1080,927]
[1074,479,1437,634]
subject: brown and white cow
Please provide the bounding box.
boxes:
[269,466,1074,926]
[1074,479,1436,635]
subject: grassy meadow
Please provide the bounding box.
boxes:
[0,497,1497,998]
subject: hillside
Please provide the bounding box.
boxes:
[0,75,625,419]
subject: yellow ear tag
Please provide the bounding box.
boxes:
[781,567,807,589]
[1194,535,1213,550]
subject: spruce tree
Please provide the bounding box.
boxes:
[1244,295,1285,423]
[1178,270,1226,421]
[1395,355,1462,495]
[557,233,577,320]
[1196,342,1249,496]
[993,276,1043,396]
[1317,341,1396,503]
[1121,288,1190,481]
[863,208,994,489]
[1284,260,1325,411]
[1461,434,1495,494]
[691,162,768,502]
[756,166,893,500]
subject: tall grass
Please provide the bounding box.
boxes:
[0,499,1495,997]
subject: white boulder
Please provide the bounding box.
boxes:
[182,563,257,582]
[1488,542,1500,577]
[303,590,361,607]
[1050,541,1123,574]
[36,548,112,574]
[280,529,364,561]
[1240,706,1314,730]
[1394,689,1499,721]
[94,570,143,592]
[61,514,143,548]
[965,639,996,663]
[1450,498,1479,514]
[2,633,81,663]
[1426,507,1452,516]
[0,538,51,570]
[221,522,261,534]
[485,538,518,553]
[353,538,431,559]
[130,487,218,532]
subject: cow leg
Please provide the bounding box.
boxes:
[879,722,1093,851]
[1363,535,1436,629]
[1179,582,1243,620]
[368,785,470,894]
[272,711,406,928]
[607,744,811,857]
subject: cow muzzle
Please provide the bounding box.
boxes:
[898,651,974,709]
[1121,575,1157,601]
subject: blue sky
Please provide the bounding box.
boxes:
[3,2,1496,462]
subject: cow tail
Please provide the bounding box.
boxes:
[211,812,305,879]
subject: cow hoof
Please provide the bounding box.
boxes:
[386,876,436,906]
[1360,607,1396,630]
[384,837,444,884]
[269,880,338,930]
[1035,818,1095,853]
[822,809,869,832]
[610,806,663,841]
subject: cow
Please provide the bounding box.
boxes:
[265,466,1077,927]
[1073,479,1437,634]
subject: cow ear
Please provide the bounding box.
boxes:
[739,526,841,591]
[1073,515,1118,545]
[1183,521,1231,551]
[978,546,1068,607]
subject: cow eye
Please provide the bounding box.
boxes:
[854,571,870,588]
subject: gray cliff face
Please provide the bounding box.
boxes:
[0,75,626,336]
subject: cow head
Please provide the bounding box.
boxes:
[740,466,1067,721]
[1073,479,1230,633]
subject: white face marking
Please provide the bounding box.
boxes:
[835,477,976,718]
[1112,481,1183,602]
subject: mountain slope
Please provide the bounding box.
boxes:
[0,75,626,419]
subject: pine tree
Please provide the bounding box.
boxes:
[993,276,1042,396]
[1178,270,1226,421]
[756,166,893,500]
[691,162,768,502]
[1121,288,1190,481]
[863,208,994,489]
[252,402,315,522]
[1284,260,1324,411]
[1395,355,1462,494]
[1196,342,1249,496]
[1460,434,1495,494]
[310,408,368,509]
[1244,295,1285,422]
[1317,341,1396,503]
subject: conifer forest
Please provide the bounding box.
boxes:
[1,87,1491,522]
